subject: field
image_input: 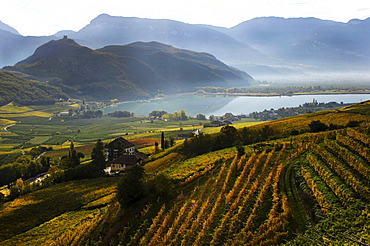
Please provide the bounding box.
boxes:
[0,100,260,162]
[0,177,119,245]
[1,100,370,245]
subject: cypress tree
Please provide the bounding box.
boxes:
[68,141,80,168]
[161,131,165,150]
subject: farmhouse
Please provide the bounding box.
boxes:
[208,120,233,127]
[105,137,135,161]
[110,154,144,173]
[105,137,148,174]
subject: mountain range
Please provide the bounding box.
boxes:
[1,14,369,80]
[3,38,251,101]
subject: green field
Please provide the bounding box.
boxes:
[1,100,370,245]
[0,101,260,159]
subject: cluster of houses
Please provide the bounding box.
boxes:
[104,137,148,175]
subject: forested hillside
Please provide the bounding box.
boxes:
[4,38,252,101]
[0,71,68,106]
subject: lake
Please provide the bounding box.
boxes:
[103,94,370,116]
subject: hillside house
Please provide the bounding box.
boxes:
[110,154,146,173]
[209,120,232,127]
[105,137,135,161]
[105,137,148,174]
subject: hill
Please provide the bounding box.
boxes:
[1,100,370,244]
[0,71,68,106]
[1,15,369,79]
[55,15,370,79]
[59,14,268,64]
[4,38,252,101]
[111,102,370,245]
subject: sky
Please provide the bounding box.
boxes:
[1,0,370,36]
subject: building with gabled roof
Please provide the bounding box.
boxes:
[104,137,148,174]
[105,137,135,161]
[110,154,147,173]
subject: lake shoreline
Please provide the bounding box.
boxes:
[108,90,370,106]
[103,92,370,117]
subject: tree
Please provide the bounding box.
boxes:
[261,125,273,141]
[151,173,177,201]
[220,125,237,136]
[180,110,188,120]
[149,110,168,118]
[169,137,175,147]
[161,132,165,150]
[235,141,245,157]
[173,111,180,121]
[151,142,161,155]
[309,120,328,133]
[68,141,80,168]
[60,141,80,169]
[91,139,106,170]
[196,114,207,120]
[0,192,4,204]
[116,164,145,207]
[219,125,238,148]
[223,112,234,120]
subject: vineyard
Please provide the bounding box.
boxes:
[1,101,370,245]
[114,126,370,245]
[0,177,120,245]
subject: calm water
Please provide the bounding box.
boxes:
[103,94,370,116]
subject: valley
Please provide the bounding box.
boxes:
[0,99,370,245]
[1,10,370,245]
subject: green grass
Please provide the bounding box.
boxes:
[201,120,265,134]
[0,177,119,242]
[0,103,33,114]
[0,101,265,162]
[26,136,51,145]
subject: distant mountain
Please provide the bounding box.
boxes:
[0,29,55,67]
[227,17,370,68]
[4,38,252,101]
[56,14,268,64]
[0,70,68,106]
[1,15,369,80]
[287,18,370,66]
[0,21,19,35]
[227,17,337,56]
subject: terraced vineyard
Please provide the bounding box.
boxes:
[116,127,370,245]
[0,177,120,245]
[1,101,370,245]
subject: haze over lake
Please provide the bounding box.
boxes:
[103,94,370,117]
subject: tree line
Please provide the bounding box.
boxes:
[0,139,108,203]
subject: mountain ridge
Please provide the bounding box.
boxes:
[4,38,252,101]
[1,15,369,80]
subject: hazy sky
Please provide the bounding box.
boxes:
[1,0,370,36]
